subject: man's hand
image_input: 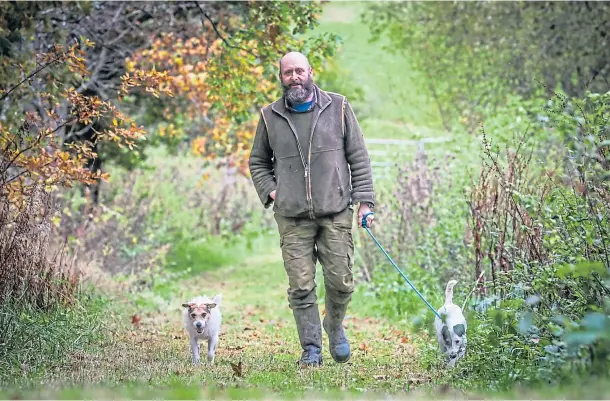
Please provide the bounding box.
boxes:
[357,203,374,228]
[270,190,276,200]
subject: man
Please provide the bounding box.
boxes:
[248,51,375,366]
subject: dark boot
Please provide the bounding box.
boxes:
[323,295,351,363]
[293,304,323,366]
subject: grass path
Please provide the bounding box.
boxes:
[5,236,446,400]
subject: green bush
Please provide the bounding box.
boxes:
[359,90,610,391]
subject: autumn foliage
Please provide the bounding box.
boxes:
[0,40,172,206]
[2,1,338,203]
[0,2,338,310]
[125,1,339,174]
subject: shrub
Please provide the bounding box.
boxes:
[359,89,610,391]
[0,185,105,385]
[434,91,609,390]
[0,185,79,310]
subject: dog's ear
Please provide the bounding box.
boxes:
[206,303,217,309]
[441,325,452,345]
[453,323,466,337]
[182,302,194,309]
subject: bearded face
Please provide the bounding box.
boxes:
[279,56,315,104]
[282,74,314,104]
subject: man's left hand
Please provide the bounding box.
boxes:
[357,203,374,228]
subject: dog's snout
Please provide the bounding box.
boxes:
[195,321,203,328]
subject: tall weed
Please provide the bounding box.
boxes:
[439,91,609,389]
[0,186,79,310]
[362,90,610,390]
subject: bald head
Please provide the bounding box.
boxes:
[279,51,310,73]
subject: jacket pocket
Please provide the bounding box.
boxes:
[309,149,350,215]
[336,163,345,197]
[273,155,308,216]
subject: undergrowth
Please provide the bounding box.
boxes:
[360,90,610,391]
[0,185,108,386]
[0,291,107,386]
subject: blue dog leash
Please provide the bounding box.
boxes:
[361,212,442,320]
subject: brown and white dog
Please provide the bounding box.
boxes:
[182,294,222,365]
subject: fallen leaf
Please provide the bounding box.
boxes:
[131,314,141,326]
[400,336,410,343]
[359,342,369,352]
[231,361,244,378]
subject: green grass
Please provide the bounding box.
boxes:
[3,237,609,400]
[312,1,444,138]
[164,221,276,275]
[0,292,108,386]
[0,241,433,399]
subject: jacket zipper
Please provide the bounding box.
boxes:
[301,109,323,219]
[306,119,317,220]
[283,118,311,214]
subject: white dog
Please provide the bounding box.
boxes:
[434,280,467,367]
[182,294,222,365]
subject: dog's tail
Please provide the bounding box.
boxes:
[445,280,458,305]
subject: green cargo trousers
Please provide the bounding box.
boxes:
[273,206,355,309]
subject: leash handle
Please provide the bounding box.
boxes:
[362,211,374,228]
[360,213,441,320]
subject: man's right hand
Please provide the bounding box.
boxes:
[270,190,276,200]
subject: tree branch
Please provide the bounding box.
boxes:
[64,122,94,143]
[191,1,257,58]
[0,57,62,103]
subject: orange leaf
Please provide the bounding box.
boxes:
[131,314,141,326]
